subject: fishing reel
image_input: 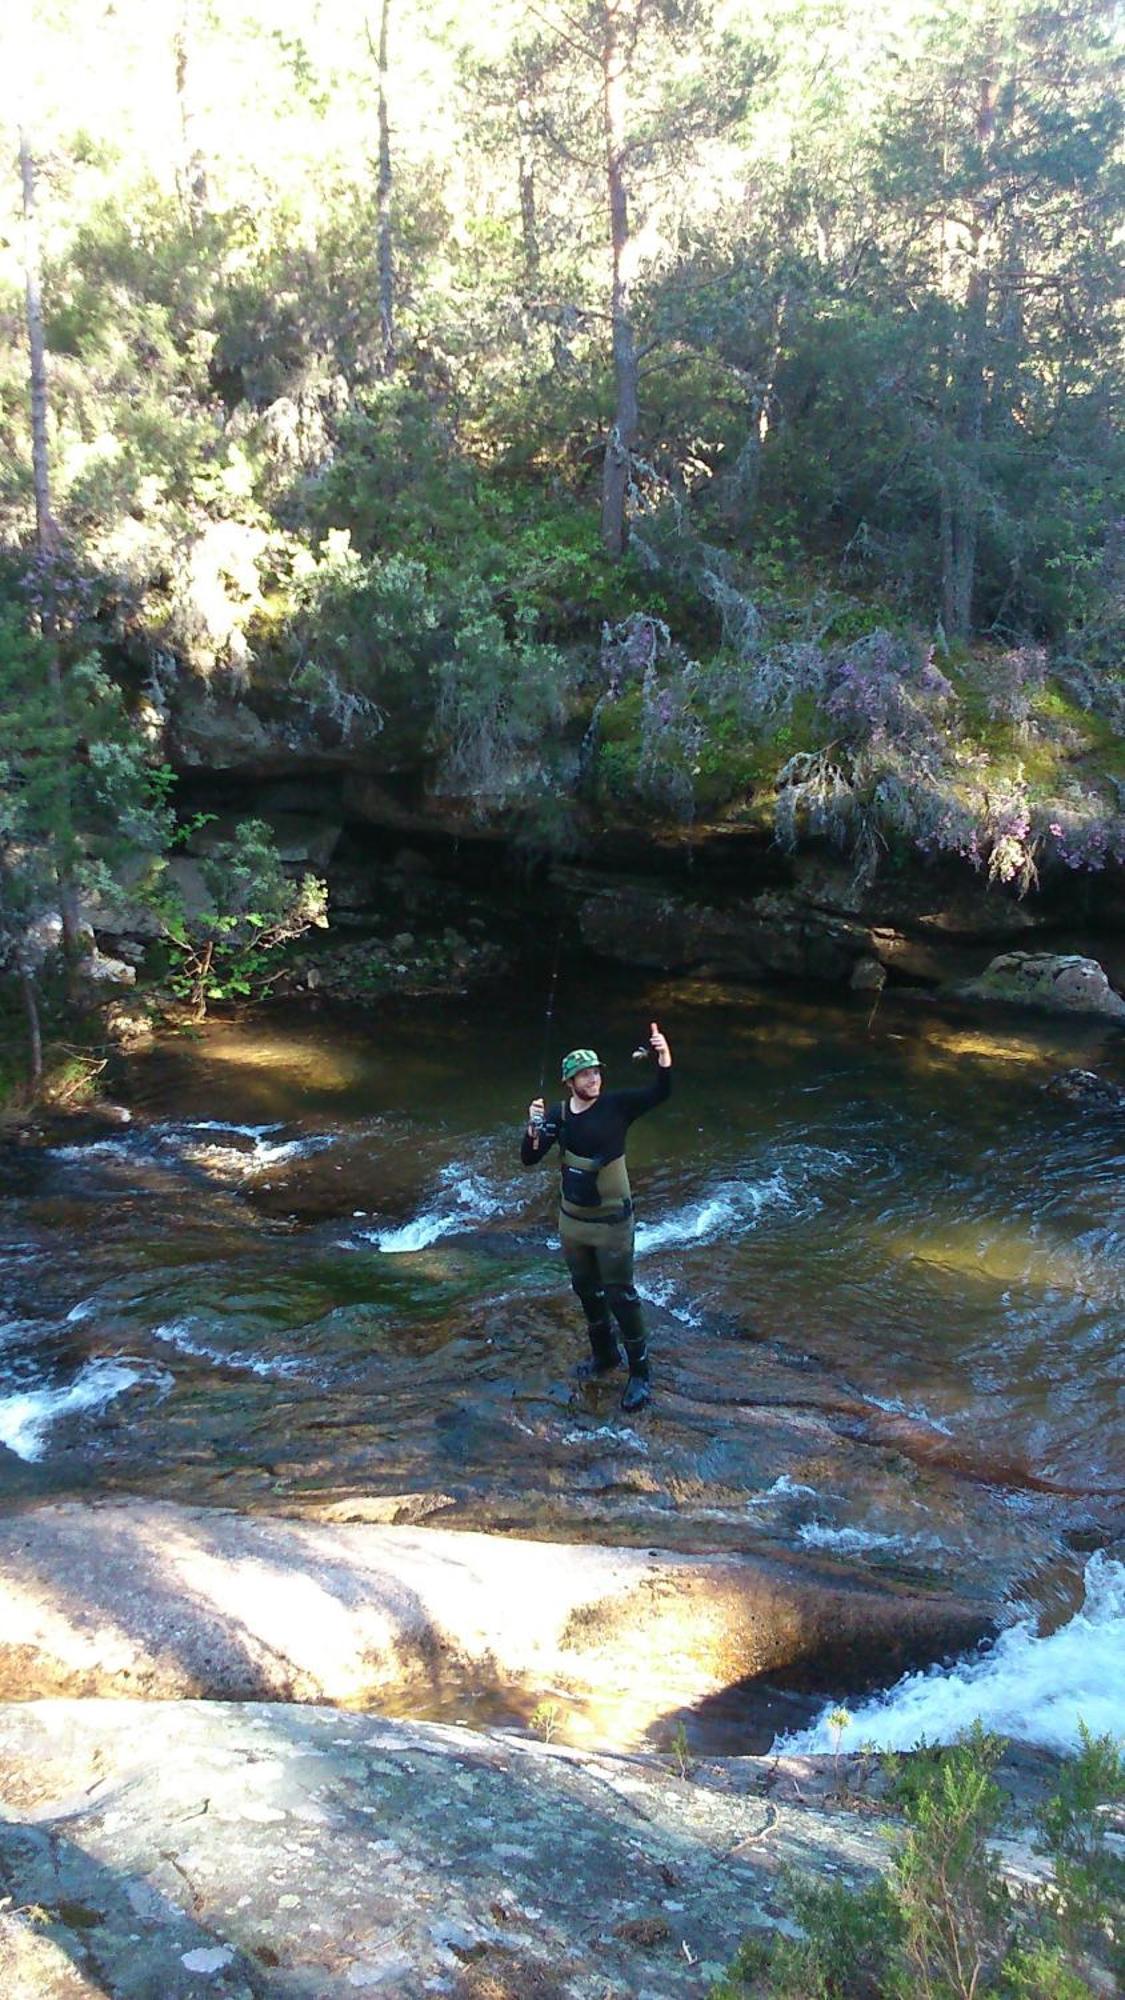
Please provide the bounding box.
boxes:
[631,1035,655,1063]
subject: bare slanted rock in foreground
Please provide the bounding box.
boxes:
[0,1697,895,1999]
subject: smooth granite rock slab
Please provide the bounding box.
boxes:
[0,1499,990,1732]
[0,1698,892,2000]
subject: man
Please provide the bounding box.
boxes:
[522,1022,672,1412]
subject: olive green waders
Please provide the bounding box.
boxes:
[558,1143,651,1411]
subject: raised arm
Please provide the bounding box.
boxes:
[617,1021,673,1122]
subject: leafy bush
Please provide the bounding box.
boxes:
[1034,1724,1125,1979]
[709,1724,1125,2000]
[284,534,439,709]
[151,819,327,1018]
[891,1726,1012,2000]
[713,1874,900,2000]
[821,631,955,752]
[429,599,572,810]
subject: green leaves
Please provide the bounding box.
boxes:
[151,819,328,1019]
[711,1723,1125,1999]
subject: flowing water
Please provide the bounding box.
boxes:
[1,965,1123,1753]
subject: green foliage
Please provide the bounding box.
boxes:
[709,1725,1125,1999]
[151,819,327,1018]
[0,602,173,975]
[709,1873,900,1999]
[306,387,655,635]
[430,597,572,812]
[890,1725,1012,1999]
[2,0,1123,881]
[282,533,438,734]
[996,1941,1096,2000]
[1034,1723,1125,1975]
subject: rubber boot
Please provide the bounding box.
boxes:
[575,1319,624,1381]
[608,1288,652,1416]
[620,1336,651,1412]
[606,1288,651,1411]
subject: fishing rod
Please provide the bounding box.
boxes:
[536,927,564,1099]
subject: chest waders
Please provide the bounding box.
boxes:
[557,1128,650,1411]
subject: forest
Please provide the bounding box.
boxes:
[2,0,1123,1066]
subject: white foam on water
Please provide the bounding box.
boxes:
[782,1553,1125,1757]
[635,1170,795,1256]
[797,1522,946,1557]
[49,1138,133,1163]
[174,1120,285,1138]
[636,1272,703,1327]
[152,1318,302,1379]
[365,1163,516,1254]
[861,1391,955,1437]
[65,1300,97,1324]
[560,1424,647,1453]
[751,1474,818,1502]
[50,1119,334,1181]
[172,1130,335,1175]
[0,1357,172,1461]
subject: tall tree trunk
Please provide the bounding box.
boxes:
[19,128,55,557]
[19,967,43,1092]
[374,0,396,375]
[600,2,639,560]
[174,1,209,230]
[939,461,956,640]
[950,265,988,636]
[19,126,83,977]
[945,69,996,640]
[516,70,540,290]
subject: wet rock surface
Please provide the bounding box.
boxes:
[1043,1067,1125,1110]
[549,856,1078,993]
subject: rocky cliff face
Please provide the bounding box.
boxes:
[157,677,1125,1001]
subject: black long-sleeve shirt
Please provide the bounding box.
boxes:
[521,1066,672,1169]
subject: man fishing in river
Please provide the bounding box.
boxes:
[522,1023,672,1412]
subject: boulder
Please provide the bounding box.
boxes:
[103,1001,156,1050]
[184,812,342,870]
[1043,1068,1125,1110]
[850,957,887,995]
[955,951,1125,1021]
[561,873,870,985]
[76,949,135,988]
[170,688,291,773]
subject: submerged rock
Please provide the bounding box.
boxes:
[1044,1067,1125,1110]
[849,956,886,995]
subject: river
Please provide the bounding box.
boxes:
[1,965,1122,1754]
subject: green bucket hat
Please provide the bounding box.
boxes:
[561,1047,601,1083]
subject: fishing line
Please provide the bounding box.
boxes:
[537,925,564,1097]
